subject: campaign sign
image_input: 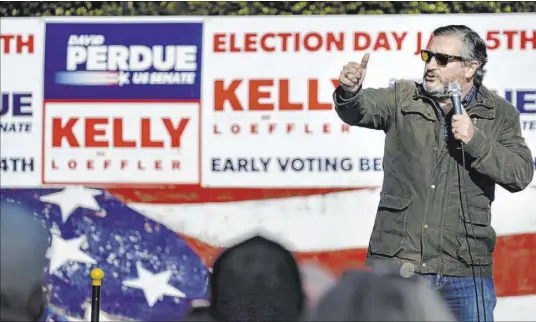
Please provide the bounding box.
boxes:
[0,18,44,187]
[44,22,202,100]
[42,22,202,184]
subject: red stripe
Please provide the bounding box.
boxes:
[180,232,536,298]
[493,232,536,297]
[106,186,536,204]
[108,186,370,204]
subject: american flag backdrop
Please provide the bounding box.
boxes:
[1,185,535,321]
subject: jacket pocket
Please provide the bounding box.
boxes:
[456,199,496,266]
[369,193,412,257]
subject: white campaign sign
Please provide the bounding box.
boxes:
[201,14,536,188]
[0,18,45,187]
[42,102,200,185]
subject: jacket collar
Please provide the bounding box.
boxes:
[410,83,496,119]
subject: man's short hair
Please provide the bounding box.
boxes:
[433,24,488,86]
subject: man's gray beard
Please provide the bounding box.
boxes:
[423,83,450,101]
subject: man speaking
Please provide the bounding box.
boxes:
[333,25,533,322]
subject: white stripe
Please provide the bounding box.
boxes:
[490,186,536,236]
[495,295,536,321]
[129,186,536,251]
[130,188,381,250]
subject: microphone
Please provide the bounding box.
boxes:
[448,82,463,115]
[448,81,487,322]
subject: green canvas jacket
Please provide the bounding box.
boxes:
[333,80,534,277]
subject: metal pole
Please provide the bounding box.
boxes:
[90,268,104,322]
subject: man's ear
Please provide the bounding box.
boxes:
[464,61,479,79]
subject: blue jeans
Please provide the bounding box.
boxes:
[419,274,497,322]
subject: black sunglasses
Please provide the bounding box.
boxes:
[421,49,464,66]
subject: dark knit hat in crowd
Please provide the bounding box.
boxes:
[209,235,305,321]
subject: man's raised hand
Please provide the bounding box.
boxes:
[339,53,370,94]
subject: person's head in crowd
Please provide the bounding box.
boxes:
[308,269,456,321]
[299,261,336,308]
[209,235,305,321]
[0,201,50,322]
